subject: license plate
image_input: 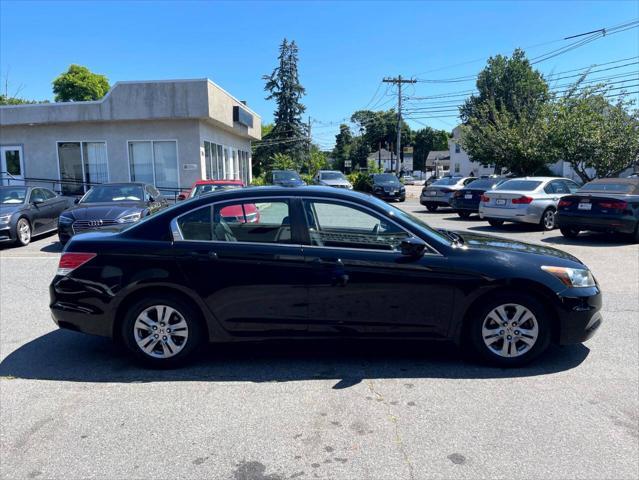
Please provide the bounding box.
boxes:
[495,199,506,206]
[578,203,592,210]
[429,191,437,196]
[389,190,396,194]
[464,194,473,199]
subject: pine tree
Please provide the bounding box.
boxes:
[257,39,307,171]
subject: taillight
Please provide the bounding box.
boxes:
[511,196,533,204]
[481,195,490,203]
[57,252,97,276]
[558,199,573,208]
[599,200,627,210]
[454,191,464,198]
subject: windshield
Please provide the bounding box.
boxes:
[496,180,542,191]
[579,182,637,194]
[81,185,145,203]
[320,172,345,180]
[373,174,400,184]
[191,184,241,197]
[378,198,450,245]
[0,187,27,204]
[466,178,502,190]
[432,177,462,186]
[273,171,302,182]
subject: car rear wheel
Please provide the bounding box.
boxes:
[560,227,580,238]
[457,211,472,219]
[468,293,551,367]
[121,295,204,367]
[487,219,504,227]
[425,204,438,212]
[16,218,31,246]
[540,208,556,231]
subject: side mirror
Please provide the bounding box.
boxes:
[32,197,45,205]
[400,237,427,258]
[74,197,81,204]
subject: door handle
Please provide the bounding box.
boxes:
[310,257,344,267]
[183,251,217,261]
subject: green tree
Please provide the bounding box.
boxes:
[0,95,41,105]
[52,64,110,102]
[350,109,412,168]
[261,39,307,166]
[412,127,449,171]
[349,136,371,170]
[550,86,639,182]
[269,152,297,171]
[307,145,329,177]
[332,124,353,171]
[460,49,553,175]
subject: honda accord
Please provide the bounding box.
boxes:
[50,187,602,368]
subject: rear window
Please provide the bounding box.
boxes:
[465,179,501,190]
[432,177,461,186]
[579,182,637,194]
[496,180,542,191]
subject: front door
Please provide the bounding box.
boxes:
[173,197,309,336]
[0,146,24,185]
[301,199,454,338]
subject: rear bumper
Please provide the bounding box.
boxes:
[450,198,480,212]
[556,287,603,345]
[558,213,637,234]
[479,205,542,224]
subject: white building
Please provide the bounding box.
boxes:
[449,126,495,177]
[367,147,413,172]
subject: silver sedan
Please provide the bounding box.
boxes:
[479,177,580,230]
[420,176,475,212]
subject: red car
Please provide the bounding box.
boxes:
[177,180,259,223]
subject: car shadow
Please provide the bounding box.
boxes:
[467,223,541,234]
[442,215,483,222]
[0,330,590,388]
[541,233,632,247]
[40,241,63,253]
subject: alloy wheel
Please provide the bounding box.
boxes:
[543,210,556,230]
[481,303,539,358]
[17,219,31,245]
[133,305,189,359]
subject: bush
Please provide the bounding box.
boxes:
[301,173,313,185]
[250,175,268,186]
[350,172,372,192]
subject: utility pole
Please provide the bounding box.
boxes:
[383,75,416,175]
[307,116,312,174]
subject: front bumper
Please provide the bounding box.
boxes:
[0,226,16,243]
[556,286,603,345]
[373,190,405,201]
[558,213,637,235]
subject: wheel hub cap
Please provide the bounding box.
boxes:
[481,303,539,358]
[133,305,189,359]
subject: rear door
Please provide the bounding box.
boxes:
[300,198,454,338]
[172,197,310,336]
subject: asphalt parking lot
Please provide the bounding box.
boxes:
[1,199,637,480]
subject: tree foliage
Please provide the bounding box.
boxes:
[412,127,449,171]
[0,95,45,105]
[550,85,639,182]
[460,49,554,175]
[332,124,353,171]
[52,64,110,102]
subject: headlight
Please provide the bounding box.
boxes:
[58,215,73,225]
[0,214,11,225]
[541,266,596,288]
[117,212,142,224]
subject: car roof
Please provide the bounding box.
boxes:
[504,177,571,182]
[93,182,146,187]
[588,177,639,185]
[193,179,243,185]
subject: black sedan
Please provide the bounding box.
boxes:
[0,186,73,246]
[58,182,168,245]
[450,177,507,219]
[370,173,406,202]
[557,177,639,242]
[268,170,306,187]
[50,186,602,368]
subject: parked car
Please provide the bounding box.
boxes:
[177,179,244,201]
[401,175,415,185]
[479,177,580,231]
[268,170,306,187]
[50,186,602,368]
[314,170,352,189]
[0,186,73,246]
[450,177,508,219]
[557,177,639,242]
[58,182,168,245]
[370,173,406,202]
[420,176,475,211]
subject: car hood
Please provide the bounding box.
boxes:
[457,230,582,263]
[320,179,351,186]
[274,180,306,187]
[0,204,25,216]
[62,202,146,220]
[375,181,402,187]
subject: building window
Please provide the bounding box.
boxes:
[455,143,461,153]
[454,163,460,173]
[128,140,178,191]
[204,141,227,180]
[57,141,108,196]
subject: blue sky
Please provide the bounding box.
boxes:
[1,0,638,149]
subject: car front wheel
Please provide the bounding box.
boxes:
[16,218,31,246]
[122,295,204,367]
[468,293,551,367]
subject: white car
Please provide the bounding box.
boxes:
[314,170,353,189]
[479,177,580,230]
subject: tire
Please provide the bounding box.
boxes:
[487,219,504,227]
[560,227,580,239]
[467,292,552,367]
[399,197,406,202]
[426,204,438,212]
[15,218,31,246]
[457,211,472,220]
[633,224,639,244]
[121,294,205,368]
[540,208,556,231]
